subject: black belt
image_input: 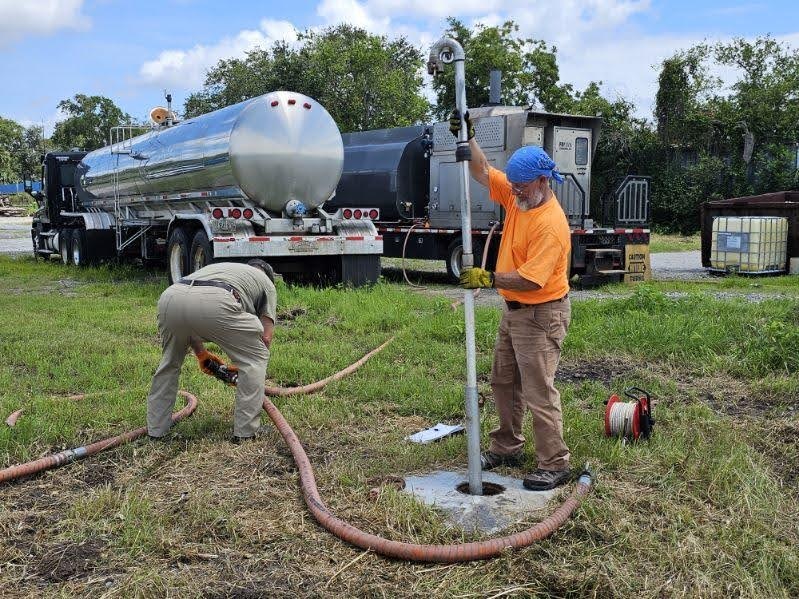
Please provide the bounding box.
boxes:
[505,295,568,310]
[178,278,240,301]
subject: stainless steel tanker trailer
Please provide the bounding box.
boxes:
[30,91,382,286]
[327,105,651,284]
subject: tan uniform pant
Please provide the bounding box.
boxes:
[489,297,571,470]
[146,284,269,438]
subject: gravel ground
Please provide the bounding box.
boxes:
[650,251,707,280]
[0,217,32,254]
[384,251,713,308]
[6,220,781,305]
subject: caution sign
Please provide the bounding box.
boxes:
[624,244,651,283]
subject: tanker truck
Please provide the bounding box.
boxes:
[327,105,651,285]
[30,92,382,286]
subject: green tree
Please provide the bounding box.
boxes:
[568,83,658,221]
[184,25,430,132]
[431,18,584,117]
[0,118,44,183]
[649,36,799,232]
[51,94,131,151]
[0,117,25,183]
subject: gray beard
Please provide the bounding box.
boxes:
[516,189,545,212]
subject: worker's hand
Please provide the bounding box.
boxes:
[449,109,474,140]
[221,362,239,386]
[196,349,224,376]
[459,267,494,289]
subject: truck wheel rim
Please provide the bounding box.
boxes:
[191,247,206,272]
[450,246,463,278]
[170,245,185,281]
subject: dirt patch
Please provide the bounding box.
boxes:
[35,539,105,582]
[753,421,799,492]
[78,462,116,487]
[556,357,636,387]
[277,306,307,325]
[672,372,795,419]
[203,573,310,599]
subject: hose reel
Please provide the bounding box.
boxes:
[604,386,654,441]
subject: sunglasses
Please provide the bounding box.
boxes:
[510,180,536,195]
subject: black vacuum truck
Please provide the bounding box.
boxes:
[327,105,652,285]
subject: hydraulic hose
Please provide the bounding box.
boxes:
[3,340,594,563]
[0,391,197,484]
[265,393,593,562]
[401,223,426,288]
[450,221,500,310]
[265,337,393,396]
[0,339,393,482]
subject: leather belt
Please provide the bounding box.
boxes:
[178,278,241,301]
[505,294,568,310]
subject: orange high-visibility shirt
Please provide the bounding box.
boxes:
[488,166,571,304]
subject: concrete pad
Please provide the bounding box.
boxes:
[403,470,557,534]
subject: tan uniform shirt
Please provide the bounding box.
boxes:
[185,262,277,322]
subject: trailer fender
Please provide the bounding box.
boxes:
[167,215,213,241]
[59,211,115,230]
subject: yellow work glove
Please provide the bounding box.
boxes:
[196,349,224,376]
[449,109,475,140]
[459,267,494,289]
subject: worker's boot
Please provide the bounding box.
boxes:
[522,468,571,491]
[480,450,523,470]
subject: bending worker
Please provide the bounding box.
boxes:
[451,110,572,491]
[146,260,277,443]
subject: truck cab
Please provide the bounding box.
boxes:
[31,152,87,260]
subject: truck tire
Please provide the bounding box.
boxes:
[189,230,213,273]
[167,227,190,284]
[59,229,73,265]
[446,237,484,282]
[31,224,42,261]
[71,229,89,267]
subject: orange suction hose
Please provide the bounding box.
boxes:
[3,339,593,563]
[0,391,197,484]
[264,393,593,562]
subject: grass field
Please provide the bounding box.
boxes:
[0,256,797,597]
[649,233,702,253]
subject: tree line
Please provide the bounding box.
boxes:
[3,19,797,233]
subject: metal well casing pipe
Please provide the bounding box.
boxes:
[428,37,483,495]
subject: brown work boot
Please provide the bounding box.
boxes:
[523,468,571,491]
[480,450,523,470]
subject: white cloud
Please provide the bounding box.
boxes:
[557,34,704,120]
[0,0,90,44]
[134,0,798,124]
[318,0,648,27]
[316,0,390,32]
[18,107,68,137]
[139,19,298,89]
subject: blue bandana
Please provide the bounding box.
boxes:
[505,145,564,184]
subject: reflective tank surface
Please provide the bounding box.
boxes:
[75,91,344,213]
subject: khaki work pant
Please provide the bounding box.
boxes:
[147,284,269,438]
[489,297,571,470]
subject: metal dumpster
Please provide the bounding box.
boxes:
[701,191,799,273]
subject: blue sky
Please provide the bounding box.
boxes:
[0,0,796,133]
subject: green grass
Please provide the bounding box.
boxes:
[599,273,799,296]
[649,232,702,253]
[0,256,797,597]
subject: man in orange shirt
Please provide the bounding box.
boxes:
[451,111,572,490]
